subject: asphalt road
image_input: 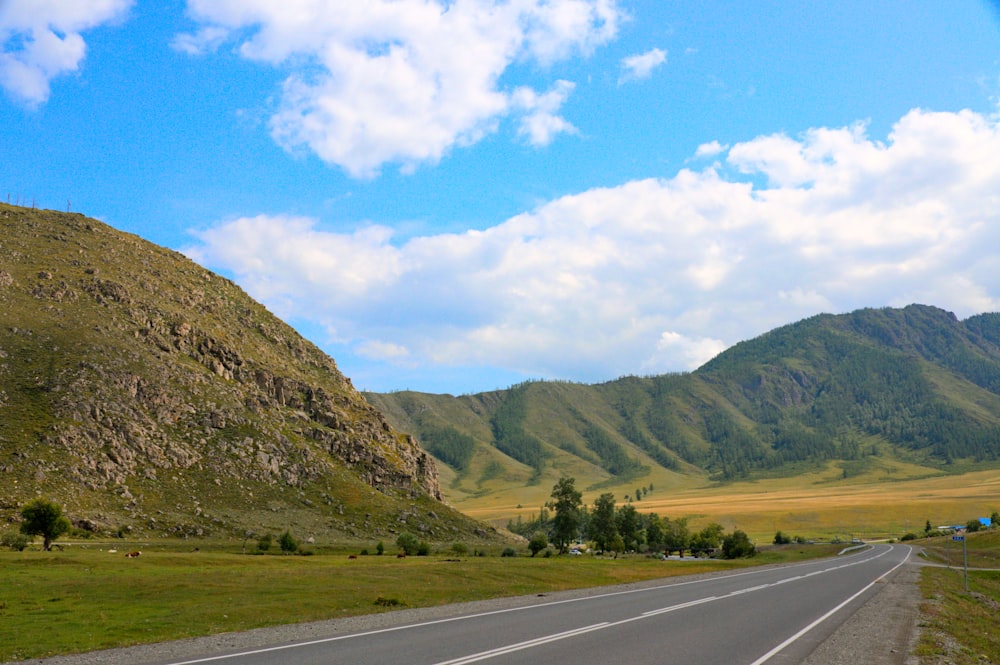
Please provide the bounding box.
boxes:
[148,544,911,665]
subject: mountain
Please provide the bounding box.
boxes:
[0,203,492,542]
[367,305,1000,505]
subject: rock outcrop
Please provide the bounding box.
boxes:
[0,204,453,539]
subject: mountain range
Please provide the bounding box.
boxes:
[3,202,999,539]
[368,304,1000,509]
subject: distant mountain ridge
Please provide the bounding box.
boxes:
[0,204,492,542]
[368,304,1000,503]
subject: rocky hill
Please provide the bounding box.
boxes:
[0,203,491,542]
[368,305,1000,504]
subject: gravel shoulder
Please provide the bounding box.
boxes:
[802,558,924,665]
[12,552,927,665]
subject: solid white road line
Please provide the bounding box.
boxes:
[748,546,912,665]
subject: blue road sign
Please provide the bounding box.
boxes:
[952,535,964,542]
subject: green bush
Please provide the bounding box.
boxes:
[256,533,272,553]
[900,532,918,541]
[501,547,517,557]
[416,541,431,556]
[278,531,298,553]
[451,542,468,555]
[376,541,385,555]
[396,532,419,556]
[721,529,756,559]
[528,531,548,557]
[1,531,29,551]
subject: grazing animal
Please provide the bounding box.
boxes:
[125,551,141,558]
[397,553,406,558]
[348,554,358,559]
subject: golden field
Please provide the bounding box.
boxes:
[456,464,1000,543]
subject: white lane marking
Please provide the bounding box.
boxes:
[434,545,907,665]
[748,545,912,665]
[641,596,718,616]
[432,623,610,665]
[163,545,898,665]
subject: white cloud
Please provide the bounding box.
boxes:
[0,0,132,107]
[694,140,728,159]
[511,80,578,146]
[187,107,1000,387]
[179,0,623,177]
[619,46,666,84]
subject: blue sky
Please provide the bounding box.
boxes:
[3,1,1000,394]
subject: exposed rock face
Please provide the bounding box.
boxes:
[0,204,444,536]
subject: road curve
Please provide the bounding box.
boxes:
[142,544,911,665]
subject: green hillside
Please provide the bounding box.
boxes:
[368,305,1000,510]
[0,203,495,543]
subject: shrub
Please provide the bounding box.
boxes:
[721,529,756,559]
[396,532,419,556]
[256,533,273,553]
[528,531,548,557]
[501,547,517,557]
[278,530,298,553]
[376,541,385,555]
[1,531,29,551]
[451,542,468,555]
[773,531,792,545]
[416,541,431,556]
[900,532,918,541]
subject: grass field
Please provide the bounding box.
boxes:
[463,468,1000,543]
[914,530,1000,664]
[0,542,841,662]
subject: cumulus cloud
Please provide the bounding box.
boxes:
[694,140,728,159]
[179,0,622,177]
[0,0,132,107]
[619,46,666,84]
[186,107,1000,387]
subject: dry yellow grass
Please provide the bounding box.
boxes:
[457,468,1000,543]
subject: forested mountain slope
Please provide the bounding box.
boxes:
[368,305,1000,502]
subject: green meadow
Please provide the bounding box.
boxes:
[0,542,839,662]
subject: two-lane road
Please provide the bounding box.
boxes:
[155,544,911,665]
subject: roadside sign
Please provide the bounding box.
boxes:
[952,535,964,542]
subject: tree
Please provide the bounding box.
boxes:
[924,519,933,536]
[663,517,690,556]
[278,530,298,553]
[773,530,792,545]
[590,493,618,552]
[528,531,549,556]
[645,514,665,551]
[20,499,70,551]
[396,532,419,555]
[616,503,640,551]
[549,477,582,552]
[722,530,756,559]
[991,511,999,528]
[691,523,724,554]
[965,519,982,533]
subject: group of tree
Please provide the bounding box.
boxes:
[512,477,756,559]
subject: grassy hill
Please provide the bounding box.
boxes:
[368,305,1000,522]
[0,203,496,543]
